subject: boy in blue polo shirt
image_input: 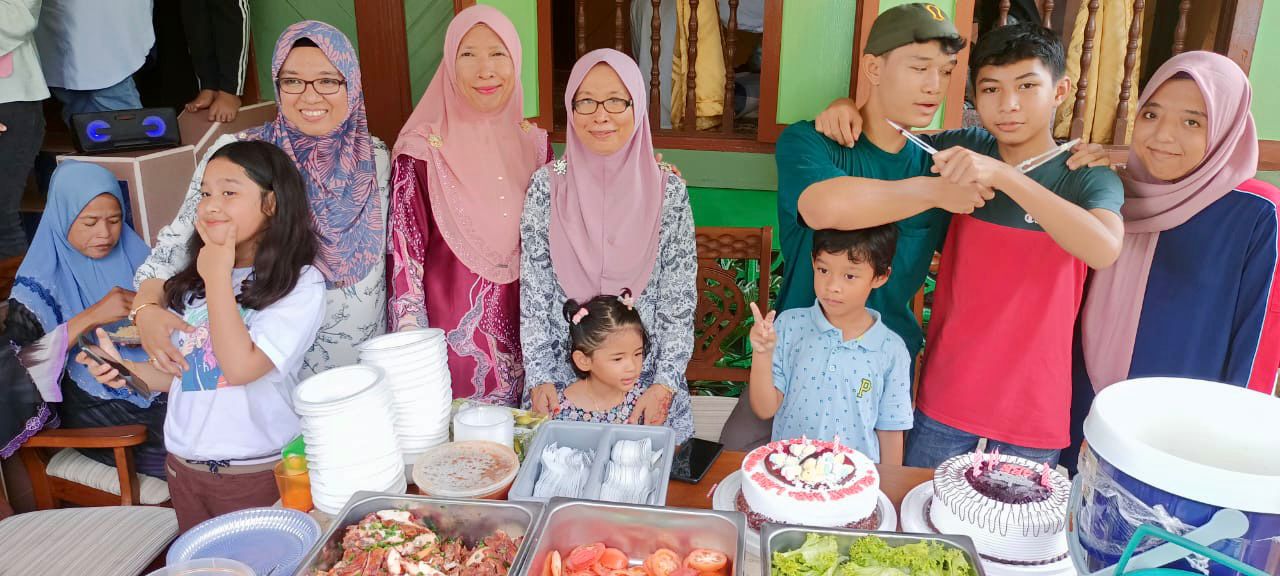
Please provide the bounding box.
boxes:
[748,225,913,465]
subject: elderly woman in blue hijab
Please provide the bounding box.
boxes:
[2,161,164,478]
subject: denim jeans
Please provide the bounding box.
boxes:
[904,409,1061,468]
[50,76,143,125]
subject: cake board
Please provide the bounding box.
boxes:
[901,482,1077,576]
[712,471,897,555]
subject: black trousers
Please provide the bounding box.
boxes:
[0,100,43,260]
[180,0,250,95]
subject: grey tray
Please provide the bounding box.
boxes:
[509,421,676,506]
[514,497,747,576]
[761,523,987,576]
[293,491,543,575]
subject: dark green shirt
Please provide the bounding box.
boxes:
[775,121,949,358]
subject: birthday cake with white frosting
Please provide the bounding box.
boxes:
[736,437,880,530]
[928,450,1071,566]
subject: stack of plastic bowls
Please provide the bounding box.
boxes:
[357,329,454,464]
[293,365,406,514]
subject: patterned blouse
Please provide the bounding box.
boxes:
[553,384,646,425]
[520,160,697,445]
[132,134,391,375]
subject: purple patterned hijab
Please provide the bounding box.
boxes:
[241,21,382,287]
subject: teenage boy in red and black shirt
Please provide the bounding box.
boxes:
[811,24,1124,467]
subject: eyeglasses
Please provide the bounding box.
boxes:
[572,98,633,115]
[277,77,346,95]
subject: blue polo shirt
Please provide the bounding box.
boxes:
[771,301,914,462]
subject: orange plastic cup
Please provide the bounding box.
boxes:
[274,460,314,512]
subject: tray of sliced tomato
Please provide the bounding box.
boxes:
[517,498,745,576]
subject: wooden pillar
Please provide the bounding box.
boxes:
[354,0,413,147]
[576,0,587,58]
[1172,0,1190,55]
[998,0,1011,26]
[1041,0,1055,27]
[1216,0,1263,74]
[615,0,626,52]
[722,0,738,134]
[684,0,699,132]
[651,0,663,127]
[1070,0,1100,141]
[1112,0,1145,145]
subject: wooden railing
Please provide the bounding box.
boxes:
[574,0,744,138]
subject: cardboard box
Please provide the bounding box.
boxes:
[177,101,277,160]
[58,102,279,246]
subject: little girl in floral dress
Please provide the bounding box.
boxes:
[552,290,670,428]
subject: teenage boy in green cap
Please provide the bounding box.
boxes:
[721,3,978,450]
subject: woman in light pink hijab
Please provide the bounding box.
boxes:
[388,5,550,406]
[518,49,697,444]
[1064,51,1280,469]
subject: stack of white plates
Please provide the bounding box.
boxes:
[293,365,406,514]
[357,329,453,463]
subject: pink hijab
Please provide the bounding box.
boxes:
[550,49,667,301]
[393,5,546,284]
[1082,51,1259,390]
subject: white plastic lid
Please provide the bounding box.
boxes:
[357,328,444,353]
[1084,377,1280,513]
[293,365,383,406]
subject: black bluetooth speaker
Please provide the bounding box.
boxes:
[71,108,181,153]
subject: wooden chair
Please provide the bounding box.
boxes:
[0,476,178,575]
[687,226,773,441]
[19,424,170,509]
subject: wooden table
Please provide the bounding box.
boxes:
[666,450,933,513]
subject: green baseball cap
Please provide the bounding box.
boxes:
[864,3,963,56]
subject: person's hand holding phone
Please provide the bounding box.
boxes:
[75,328,132,389]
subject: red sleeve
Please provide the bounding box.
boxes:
[1238,178,1280,395]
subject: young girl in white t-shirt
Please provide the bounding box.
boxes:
[78,140,325,532]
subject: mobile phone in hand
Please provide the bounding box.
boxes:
[77,333,150,397]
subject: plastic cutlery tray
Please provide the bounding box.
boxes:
[508,421,676,506]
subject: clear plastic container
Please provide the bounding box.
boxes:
[412,440,520,500]
[453,404,515,448]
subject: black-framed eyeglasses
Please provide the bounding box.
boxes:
[277,77,346,95]
[572,98,633,115]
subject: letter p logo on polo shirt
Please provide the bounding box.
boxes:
[924,4,946,20]
[857,378,873,399]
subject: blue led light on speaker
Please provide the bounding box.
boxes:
[86,120,111,143]
[142,116,166,138]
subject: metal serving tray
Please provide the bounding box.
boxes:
[509,421,677,506]
[294,491,543,575]
[761,524,987,576]
[515,497,747,576]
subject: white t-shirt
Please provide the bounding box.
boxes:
[164,266,326,463]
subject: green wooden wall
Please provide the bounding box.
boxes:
[1250,0,1280,140]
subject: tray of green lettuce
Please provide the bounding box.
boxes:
[762,524,983,576]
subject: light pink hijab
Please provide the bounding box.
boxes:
[393,5,546,284]
[1082,51,1259,390]
[550,49,667,301]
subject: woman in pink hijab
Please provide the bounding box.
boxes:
[519,49,697,444]
[1064,51,1280,468]
[388,5,550,406]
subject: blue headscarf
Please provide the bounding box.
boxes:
[11,161,155,407]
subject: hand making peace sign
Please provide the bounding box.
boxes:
[749,301,778,355]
